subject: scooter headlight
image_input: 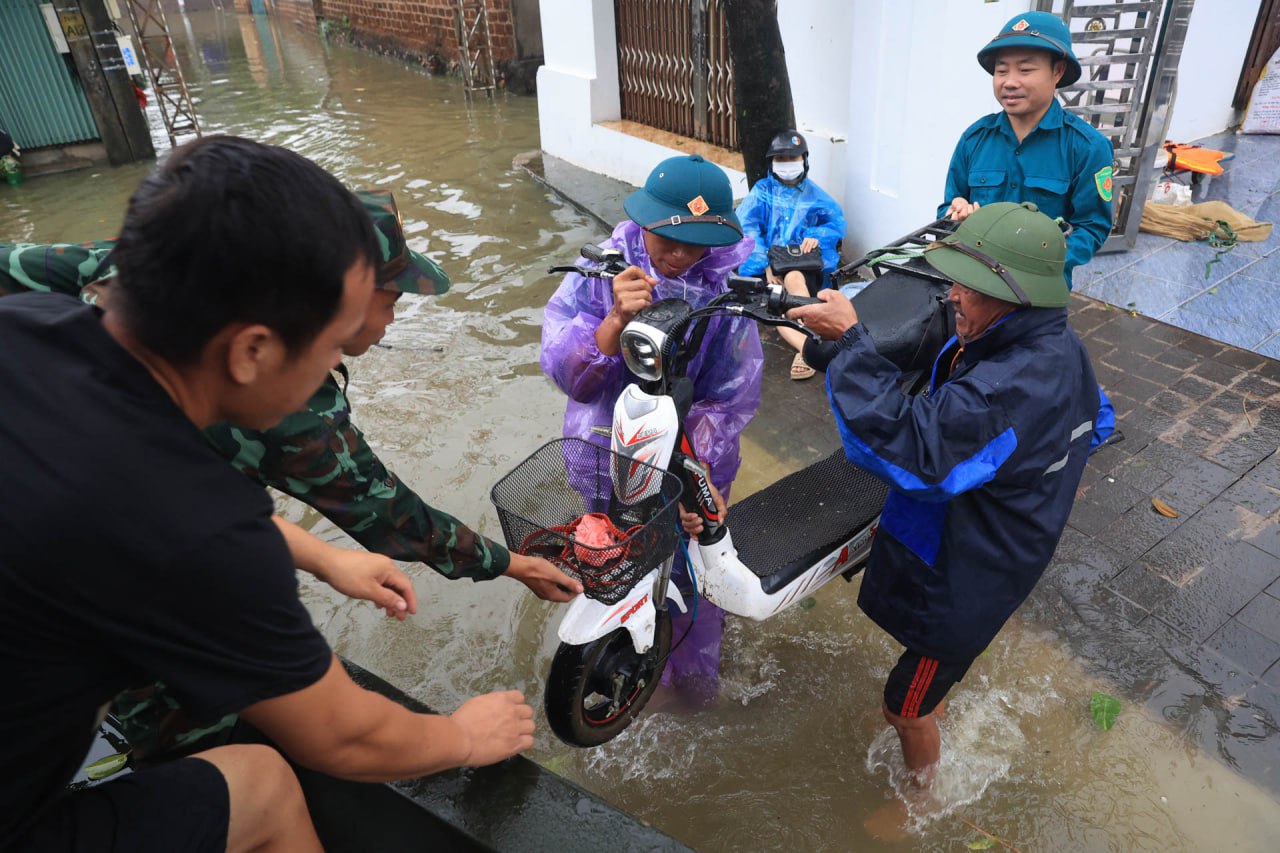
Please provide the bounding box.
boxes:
[620,322,666,382]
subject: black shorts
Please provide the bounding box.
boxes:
[15,757,229,853]
[883,649,974,719]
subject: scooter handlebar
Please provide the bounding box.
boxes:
[580,243,608,263]
[768,289,821,314]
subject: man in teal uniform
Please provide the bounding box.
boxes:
[0,193,579,603]
[940,11,1115,285]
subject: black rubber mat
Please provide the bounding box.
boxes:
[729,450,888,595]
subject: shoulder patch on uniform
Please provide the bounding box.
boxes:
[1094,166,1114,202]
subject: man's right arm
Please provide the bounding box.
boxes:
[205,386,512,582]
[825,325,1015,501]
[939,140,970,220]
[240,655,534,781]
[0,241,116,298]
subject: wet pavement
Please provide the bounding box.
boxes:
[1073,130,1280,357]
[526,152,1280,796]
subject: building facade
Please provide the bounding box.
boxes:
[537,0,1269,257]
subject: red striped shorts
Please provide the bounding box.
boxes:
[883,650,974,718]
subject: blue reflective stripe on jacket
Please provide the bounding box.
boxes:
[939,101,1114,286]
[736,174,846,277]
[826,308,1101,661]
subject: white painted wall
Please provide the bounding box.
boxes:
[776,0,854,209]
[840,0,1032,256]
[1165,0,1258,142]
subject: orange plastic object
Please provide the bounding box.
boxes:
[1164,142,1227,176]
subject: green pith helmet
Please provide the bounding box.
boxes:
[355,190,450,295]
[923,202,1069,308]
[977,11,1082,88]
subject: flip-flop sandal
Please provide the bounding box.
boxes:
[791,352,816,381]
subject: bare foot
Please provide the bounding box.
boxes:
[863,797,911,843]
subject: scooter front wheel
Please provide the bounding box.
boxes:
[544,609,672,747]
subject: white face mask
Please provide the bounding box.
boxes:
[772,160,805,182]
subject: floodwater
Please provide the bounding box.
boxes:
[3,10,1278,851]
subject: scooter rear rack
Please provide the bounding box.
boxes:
[832,217,958,288]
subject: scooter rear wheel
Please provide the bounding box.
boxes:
[544,609,672,747]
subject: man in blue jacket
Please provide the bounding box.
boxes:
[790,202,1108,788]
[941,11,1114,285]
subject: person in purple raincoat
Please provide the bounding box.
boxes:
[541,154,763,708]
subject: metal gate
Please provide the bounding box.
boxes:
[614,0,737,149]
[1036,0,1196,251]
[0,0,100,148]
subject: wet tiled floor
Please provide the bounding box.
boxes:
[1073,130,1280,356]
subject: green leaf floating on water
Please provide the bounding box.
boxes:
[541,754,570,775]
[1090,691,1121,730]
[967,839,997,850]
[798,597,817,610]
[85,750,130,781]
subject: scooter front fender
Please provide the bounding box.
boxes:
[556,570,686,652]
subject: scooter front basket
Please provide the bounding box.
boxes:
[490,438,683,605]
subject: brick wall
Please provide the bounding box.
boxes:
[314,0,519,68]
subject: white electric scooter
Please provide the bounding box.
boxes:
[492,236,953,747]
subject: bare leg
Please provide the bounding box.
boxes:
[196,743,322,853]
[864,701,944,840]
[775,269,811,354]
[882,700,940,787]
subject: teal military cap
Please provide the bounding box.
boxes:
[623,155,744,247]
[977,11,1082,88]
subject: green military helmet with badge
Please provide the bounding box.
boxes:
[355,189,451,295]
[924,202,1070,308]
[977,11,1082,88]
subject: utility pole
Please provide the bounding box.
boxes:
[54,0,154,164]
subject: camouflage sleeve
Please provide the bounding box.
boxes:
[0,241,117,298]
[203,375,510,581]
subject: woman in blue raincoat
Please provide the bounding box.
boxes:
[541,154,762,708]
[736,129,846,379]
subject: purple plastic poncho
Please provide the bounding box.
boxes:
[541,220,762,495]
[541,220,761,707]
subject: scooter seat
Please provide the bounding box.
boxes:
[728,450,888,595]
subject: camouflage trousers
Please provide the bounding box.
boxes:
[112,684,238,763]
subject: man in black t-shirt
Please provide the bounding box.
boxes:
[0,136,536,853]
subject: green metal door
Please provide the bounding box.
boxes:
[0,0,100,148]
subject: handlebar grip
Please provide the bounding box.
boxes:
[580,243,607,263]
[771,290,822,314]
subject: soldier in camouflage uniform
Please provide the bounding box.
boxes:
[0,191,579,601]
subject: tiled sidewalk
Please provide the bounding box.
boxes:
[1074,130,1280,357]
[1038,300,1280,790]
